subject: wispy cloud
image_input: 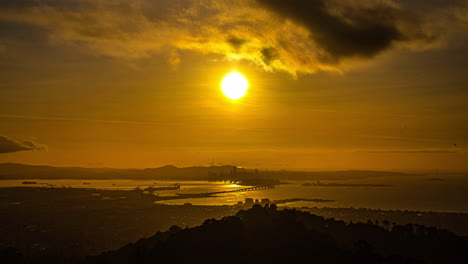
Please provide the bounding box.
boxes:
[355,149,459,154]
[0,0,464,76]
[0,114,167,126]
[0,135,47,154]
[357,134,446,143]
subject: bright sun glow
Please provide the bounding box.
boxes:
[221,72,248,100]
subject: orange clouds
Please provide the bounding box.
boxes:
[0,0,465,76]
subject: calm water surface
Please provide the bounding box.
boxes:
[1,173,467,213]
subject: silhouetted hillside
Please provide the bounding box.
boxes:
[91,205,468,264]
[0,163,412,181]
[0,163,239,180]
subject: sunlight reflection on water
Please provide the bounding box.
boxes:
[1,173,467,212]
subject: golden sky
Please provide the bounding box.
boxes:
[0,0,467,171]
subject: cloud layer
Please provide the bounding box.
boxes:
[0,136,47,154]
[0,0,465,76]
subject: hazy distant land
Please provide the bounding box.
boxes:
[0,163,413,182]
[425,178,447,182]
[302,182,394,187]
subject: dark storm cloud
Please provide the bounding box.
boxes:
[227,36,247,50]
[0,0,87,12]
[0,135,47,154]
[0,0,465,75]
[260,47,278,65]
[257,0,434,61]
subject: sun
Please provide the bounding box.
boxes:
[221,72,248,100]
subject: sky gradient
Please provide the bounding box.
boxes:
[0,0,467,171]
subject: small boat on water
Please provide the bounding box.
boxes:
[22,181,37,185]
[83,182,91,185]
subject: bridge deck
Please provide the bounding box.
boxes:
[204,184,276,195]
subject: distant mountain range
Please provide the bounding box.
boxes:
[0,163,412,181]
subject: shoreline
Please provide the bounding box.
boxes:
[1,186,467,215]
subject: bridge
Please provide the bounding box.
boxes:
[205,184,276,195]
[150,184,276,202]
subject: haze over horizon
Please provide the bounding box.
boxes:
[0,161,459,174]
[0,0,467,171]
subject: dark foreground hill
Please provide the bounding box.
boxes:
[89,205,467,264]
